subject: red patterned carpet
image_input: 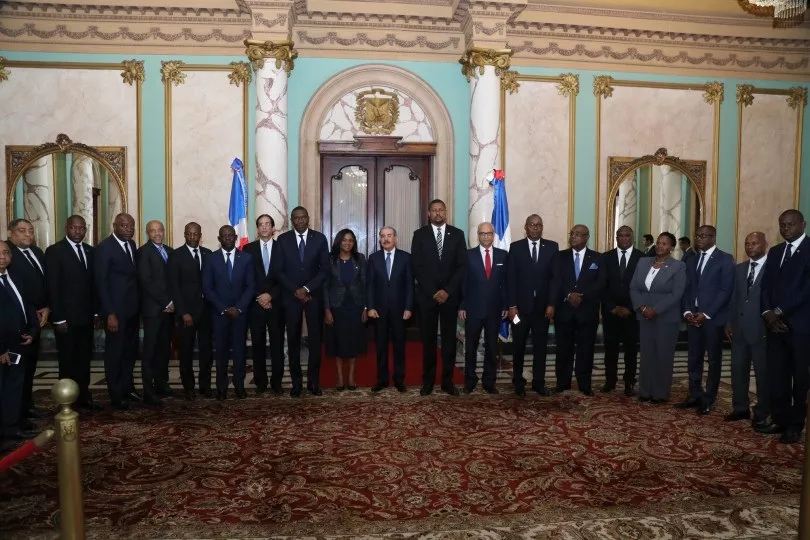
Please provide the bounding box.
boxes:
[0,380,802,539]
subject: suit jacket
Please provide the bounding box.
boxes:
[324,254,367,309]
[410,224,467,306]
[644,245,656,257]
[602,247,644,314]
[0,273,39,353]
[45,238,96,326]
[95,234,139,319]
[682,247,697,266]
[273,229,330,307]
[168,244,212,320]
[202,249,255,315]
[243,239,282,303]
[460,246,508,319]
[761,237,810,333]
[137,242,174,317]
[506,237,559,316]
[366,249,413,315]
[629,257,687,324]
[7,242,47,310]
[552,248,606,323]
[681,247,735,326]
[728,259,767,345]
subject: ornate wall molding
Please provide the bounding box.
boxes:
[296,31,462,51]
[459,47,513,80]
[593,75,614,99]
[160,61,186,86]
[557,73,580,98]
[703,82,724,105]
[788,86,808,109]
[244,39,298,73]
[228,61,252,87]
[0,57,9,82]
[120,59,144,86]
[737,84,755,106]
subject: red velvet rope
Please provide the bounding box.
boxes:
[0,430,53,473]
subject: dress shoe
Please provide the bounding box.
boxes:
[26,406,51,419]
[755,422,785,435]
[144,395,164,408]
[5,429,39,440]
[581,388,595,397]
[553,387,569,394]
[697,403,714,415]
[311,387,324,396]
[271,386,284,396]
[624,385,635,397]
[183,389,196,401]
[780,430,802,444]
[236,389,248,399]
[200,389,215,399]
[533,386,552,397]
[112,400,130,410]
[290,388,302,398]
[420,386,433,396]
[216,391,228,401]
[395,383,407,393]
[483,386,499,395]
[346,385,357,391]
[674,398,700,409]
[650,398,667,405]
[255,386,267,395]
[638,395,652,403]
[463,386,475,395]
[336,385,346,392]
[442,385,460,396]
[514,387,526,397]
[156,387,174,399]
[128,391,144,402]
[371,383,387,393]
[601,383,615,394]
[752,419,769,430]
[724,410,751,422]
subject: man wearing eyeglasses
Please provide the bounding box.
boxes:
[677,225,734,415]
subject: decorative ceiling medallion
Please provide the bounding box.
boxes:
[355,88,400,135]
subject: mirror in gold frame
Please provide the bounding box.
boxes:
[607,148,706,259]
[6,134,127,248]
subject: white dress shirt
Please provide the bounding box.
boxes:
[571,247,587,265]
[780,233,806,266]
[0,271,27,323]
[383,248,396,271]
[296,230,309,248]
[18,247,44,274]
[186,244,203,270]
[432,224,445,240]
[221,248,236,264]
[748,255,767,283]
[479,244,493,267]
[72,242,87,269]
[616,248,630,264]
[113,233,133,262]
[684,245,717,318]
[644,266,659,291]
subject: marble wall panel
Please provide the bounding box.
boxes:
[504,80,571,246]
[0,67,137,241]
[736,94,798,258]
[599,87,714,250]
[170,71,245,250]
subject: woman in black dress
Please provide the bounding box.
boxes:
[324,229,367,390]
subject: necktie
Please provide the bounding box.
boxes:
[193,248,200,271]
[531,241,537,263]
[22,249,43,275]
[298,234,306,262]
[385,251,392,279]
[1,274,25,323]
[262,242,270,276]
[75,243,86,269]
[157,245,168,263]
[574,252,581,280]
[696,252,706,283]
[782,243,793,267]
[123,241,133,264]
[619,250,627,277]
[485,248,492,279]
[436,227,443,260]
[226,252,233,281]
[747,261,758,294]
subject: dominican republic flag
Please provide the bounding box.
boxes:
[487,169,511,340]
[229,158,249,250]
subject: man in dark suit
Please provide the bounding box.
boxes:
[243,214,285,395]
[367,226,413,393]
[725,231,769,429]
[679,236,697,265]
[0,240,39,448]
[507,214,558,396]
[411,199,467,396]
[677,224,734,415]
[202,225,255,400]
[459,222,508,394]
[601,225,644,396]
[552,224,605,396]
[642,234,656,257]
[7,218,49,420]
[168,222,214,400]
[273,206,329,397]
[45,215,100,410]
[136,220,174,406]
[760,209,810,444]
[95,212,140,410]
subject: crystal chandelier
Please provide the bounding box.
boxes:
[745,0,807,19]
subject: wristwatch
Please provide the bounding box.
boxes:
[773,307,783,316]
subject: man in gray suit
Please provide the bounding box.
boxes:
[725,231,770,429]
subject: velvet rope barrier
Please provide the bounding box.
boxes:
[0,429,54,473]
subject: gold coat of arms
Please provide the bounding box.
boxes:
[355,88,399,135]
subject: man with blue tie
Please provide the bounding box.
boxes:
[677,225,734,415]
[459,222,508,394]
[367,226,413,393]
[137,220,174,406]
[202,225,255,400]
[243,214,285,395]
[273,206,330,397]
[759,210,810,444]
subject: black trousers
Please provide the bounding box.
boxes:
[285,299,323,391]
[418,300,459,389]
[20,333,40,412]
[768,331,810,432]
[373,309,406,386]
[686,324,725,403]
[177,311,213,392]
[212,313,249,393]
[141,313,173,397]
[464,315,499,390]
[103,314,139,403]
[554,320,598,392]
[510,311,550,389]
[249,304,285,390]
[602,312,639,388]
[55,322,94,403]
[0,351,24,436]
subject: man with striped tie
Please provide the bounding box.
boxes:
[137,220,175,406]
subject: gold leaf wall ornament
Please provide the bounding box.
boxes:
[0,57,9,82]
[557,73,580,97]
[160,61,186,86]
[593,75,614,99]
[736,84,755,107]
[703,81,724,105]
[244,39,298,75]
[459,47,514,82]
[500,70,520,94]
[787,86,808,110]
[120,60,145,86]
[355,88,399,135]
[228,61,252,87]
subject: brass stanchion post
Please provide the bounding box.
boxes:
[52,379,85,540]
